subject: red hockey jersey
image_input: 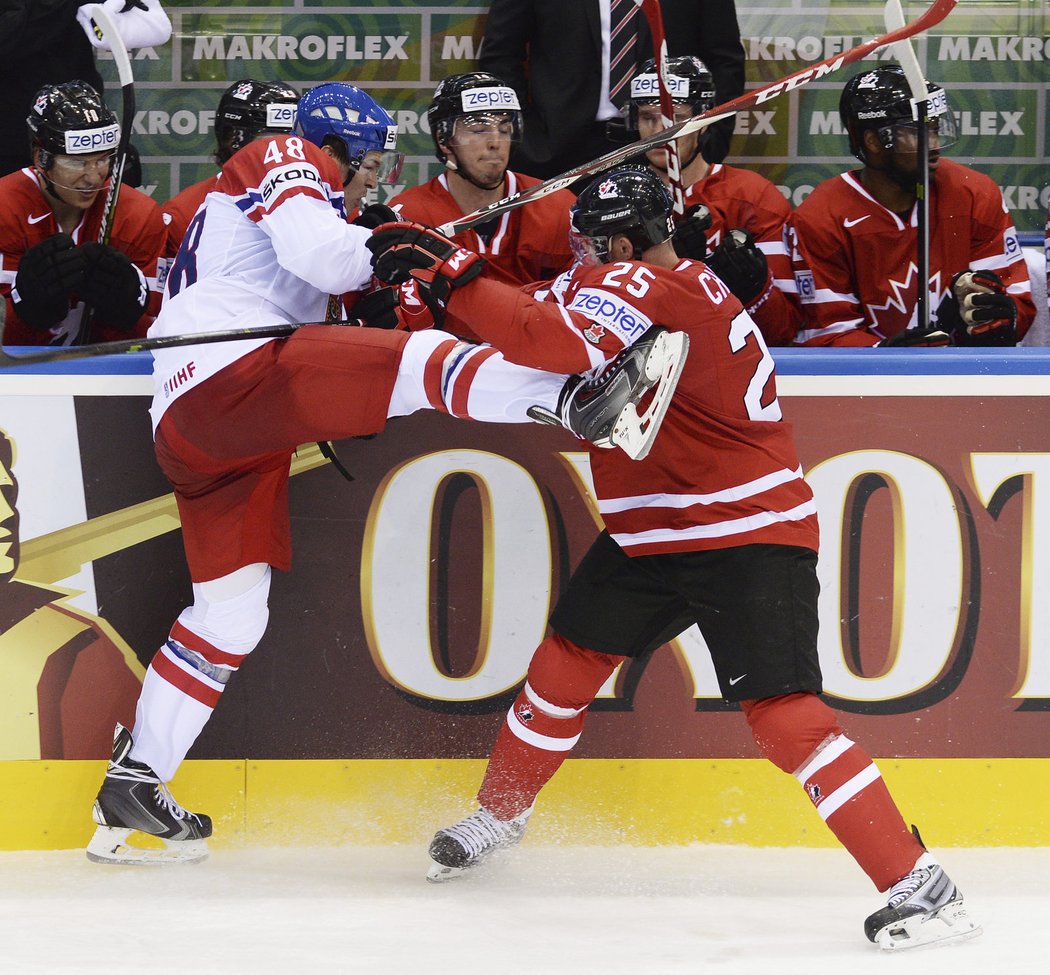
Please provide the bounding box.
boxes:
[449,260,818,557]
[390,171,575,341]
[680,163,801,346]
[161,174,218,259]
[789,159,1035,345]
[0,168,164,346]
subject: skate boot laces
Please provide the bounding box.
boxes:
[441,808,523,860]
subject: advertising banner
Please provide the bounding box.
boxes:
[3,354,1049,764]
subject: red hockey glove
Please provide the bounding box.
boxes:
[670,204,712,261]
[702,229,771,306]
[936,269,1017,346]
[354,279,441,331]
[367,221,485,303]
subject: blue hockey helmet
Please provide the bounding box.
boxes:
[294,83,403,183]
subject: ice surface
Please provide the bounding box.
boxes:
[0,845,1045,974]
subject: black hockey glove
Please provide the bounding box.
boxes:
[936,269,1017,347]
[367,221,486,303]
[79,242,149,332]
[702,229,771,306]
[11,233,85,331]
[878,326,951,348]
[352,203,399,230]
[670,204,712,261]
[354,280,442,331]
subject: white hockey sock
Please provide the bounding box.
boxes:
[131,564,270,781]
[389,329,567,423]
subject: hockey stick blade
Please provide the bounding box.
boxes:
[0,321,352,369]
[438,0,957,236]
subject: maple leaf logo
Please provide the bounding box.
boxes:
[866,264,947,335]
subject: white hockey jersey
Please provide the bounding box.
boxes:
[149,134,374,428]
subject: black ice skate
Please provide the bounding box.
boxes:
[426,806,531,882]
[528,325,688,461]
[864,851,981,950]
[86,723,212,865]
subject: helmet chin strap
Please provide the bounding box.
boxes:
[443,150,504,192]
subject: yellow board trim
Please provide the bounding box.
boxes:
[2,758,1047,851]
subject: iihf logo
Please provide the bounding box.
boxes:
[806,783,822,804]
[516,703,534,723]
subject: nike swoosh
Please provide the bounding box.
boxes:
[843,215,870,228]
[729,674,747,686]
[28,213,50,225]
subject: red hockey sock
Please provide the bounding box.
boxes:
[478,633,623,820]
[743,693,924,891]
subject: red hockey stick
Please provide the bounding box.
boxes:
[638,0,686,216]
[438,0,957,235]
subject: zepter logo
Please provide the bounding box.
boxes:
[459,86,520,112]
[64,124,119,154]
[630,74,691,100]
[265,103,297,128]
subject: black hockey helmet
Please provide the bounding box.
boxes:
[626,56,715,136]
[27,81,119,166]
[215,79,300,161]
[839,63,957,162]
[569,165,674,265]
[427,71,522,163]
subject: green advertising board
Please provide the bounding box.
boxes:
[93,1,1048,231]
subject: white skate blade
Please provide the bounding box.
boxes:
[426,859,466,883]
[86,825,209,866]
[874,900,982,951]
[612,330,689,461]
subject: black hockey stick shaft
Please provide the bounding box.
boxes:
[75,3,136,346]
[0,320,369,368]
[438,0,958,236]
[887,0,931,330]
[638,0,686,216]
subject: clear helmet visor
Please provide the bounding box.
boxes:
[879,87,958,152]
[451,112,521,143]
[568,229,610,266]
[356,148,405,185]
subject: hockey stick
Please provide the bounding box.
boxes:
[0,320,373,368]
[74,3,135,345]
[438,0,958,236]
[886,0,932,330]
[638,0,686,216]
